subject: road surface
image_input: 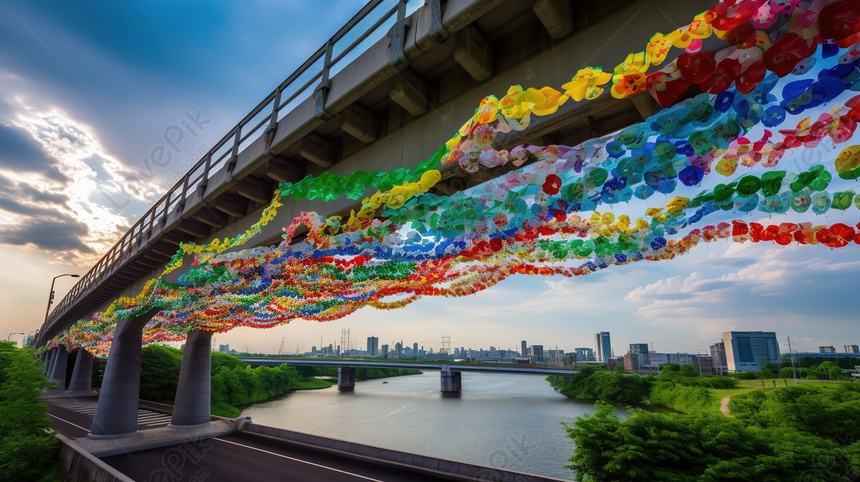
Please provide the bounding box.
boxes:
[46,395,444,481]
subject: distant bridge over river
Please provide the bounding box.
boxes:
[243,358,579,392]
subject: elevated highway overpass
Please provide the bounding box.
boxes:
[37,0,719,446]
[37,0,715,347]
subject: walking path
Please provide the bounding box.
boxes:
[719,396,731,417]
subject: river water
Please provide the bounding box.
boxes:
[241,371,625,480]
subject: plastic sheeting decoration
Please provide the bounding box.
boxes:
[44,0,860,355]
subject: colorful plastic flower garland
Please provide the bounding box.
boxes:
[44,0,860,356]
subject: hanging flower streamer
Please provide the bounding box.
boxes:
[43,0,860,356]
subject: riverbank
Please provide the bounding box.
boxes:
[214,363,423,417]
[138,345,425,417]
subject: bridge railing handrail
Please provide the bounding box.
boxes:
[44,0,423,334]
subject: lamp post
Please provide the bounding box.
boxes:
[6,332,24,342]
[786,336,798,385]
[43,273,80,325]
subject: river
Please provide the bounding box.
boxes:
[240,371,626,480]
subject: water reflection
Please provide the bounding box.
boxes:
[242,371,625,480]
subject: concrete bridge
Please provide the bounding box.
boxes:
[242,358,579,392]
[37,0,715,448]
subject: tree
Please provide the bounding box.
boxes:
[564,400,860,481]
[0,342,60,480]
[680,364,700,377]
[139,344,182,404]
[759,362,779,378]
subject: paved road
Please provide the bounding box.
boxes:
[101,432,442,482]
[45,396,443,482]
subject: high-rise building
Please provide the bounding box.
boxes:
[575,347,595,362]
[367,336,379,356]
[529,345,544,363]
[819,345,836,353]
[722,331,780,372]
[629,343,649,355]
[693,355,715,376]
[381,344,389,357]
[413,342,418,356]
[710,341,728,375]
[521,340,528,357]
[595,332,611,362]
[395,342,403,357]
[845,345,860,354]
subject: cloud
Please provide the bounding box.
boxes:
[0,170,89,253]
[0,104,163,264]
[0,215,91,252]
[0,123,67,181]
[620,241,859,346]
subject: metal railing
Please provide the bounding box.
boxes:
[45,0,425,332]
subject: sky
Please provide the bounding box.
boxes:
[0,1,857,356]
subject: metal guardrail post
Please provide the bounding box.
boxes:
[227,126,242,172]
[179,175,189,211]
[199,153,212,195]
[429,0,449,43]
[390,0,412,70]
[314,40,334,121]
[264,89,281,154]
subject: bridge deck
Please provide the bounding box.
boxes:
[242,358,578,376]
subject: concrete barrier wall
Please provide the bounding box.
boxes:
[241,422,567,482]
[57,434,133,482]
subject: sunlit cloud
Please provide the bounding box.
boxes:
[0,101,164,264]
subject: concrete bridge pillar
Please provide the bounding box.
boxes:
[48,345,68,390]
[44,348,56,375]
[88,312,156,439]
[67,349,93,392]
[338,367,355,392]
[171,329,212,428]
[440,366,461,393]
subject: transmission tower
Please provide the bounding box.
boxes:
[441,334,452,355]
[341,329,351,357]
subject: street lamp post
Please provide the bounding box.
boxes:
[6,332,24,342]
[786,336,798,385]
[43,273,80,326]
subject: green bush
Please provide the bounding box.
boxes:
[731,371,758,380]
[648,381,714,414]
[140,345,307,417]
[729,384,860,442]
[559,366,650,405]
[139,344,181,404]
[563,402,860,481]
[0,342,60,481]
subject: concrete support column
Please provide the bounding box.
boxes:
[337,367,355,392]
[440,367,461,393]
[88,312,155,439]
[44,349,55,375]
[67,349,93,392]
[49,345,68,390]
[171,330,212,428]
